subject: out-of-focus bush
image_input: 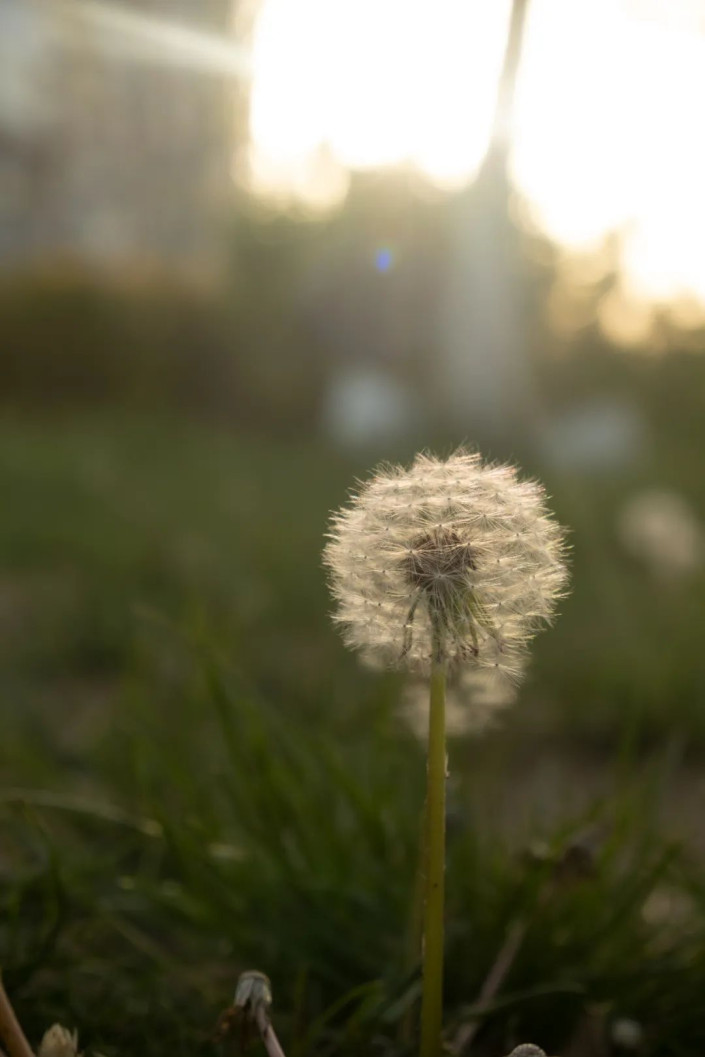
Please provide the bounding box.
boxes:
[0,259,326,433]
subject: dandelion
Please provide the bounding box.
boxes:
[38,1025,79,1057]
[324,450,568,1057]
[324,451,567,678]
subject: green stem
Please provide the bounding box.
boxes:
[419,633,447,1057]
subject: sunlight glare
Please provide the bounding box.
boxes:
[511,0,705,323]
[244,0,705,324]
[244,0,512,204]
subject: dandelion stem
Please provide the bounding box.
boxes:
[419,629,447,1057]
[0,974,35,1057]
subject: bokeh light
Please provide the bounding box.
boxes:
[374,247,394,273]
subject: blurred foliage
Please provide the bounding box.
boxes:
[2,186,705,1055]
[0,183,453,437]
[0,407,704,1053]
[0,251,324,434]
[0,263,233,413]
[3,645,705,1056]
[1,399,705,760]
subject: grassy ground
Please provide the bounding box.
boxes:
[2,409,705,1056]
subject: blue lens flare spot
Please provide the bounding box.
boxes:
[374,247,394,273]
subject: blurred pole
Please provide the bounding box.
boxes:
[493,0,531,147]
[439,0,532,441]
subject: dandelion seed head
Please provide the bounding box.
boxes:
[324,450,568,677]
[402,527,478,596]
[38,1025,79,1057]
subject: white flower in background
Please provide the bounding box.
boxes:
[610,1019,644,1051]
[38,1025,79,1057]
[617,489,703,581]
[505,1047,546,1057]
[324,451,568,677]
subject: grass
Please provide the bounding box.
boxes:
[4,664,705,1056]
[1,407,705,1055]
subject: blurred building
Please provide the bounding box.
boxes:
[0,0,240,274]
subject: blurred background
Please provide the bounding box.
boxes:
[2,2,705,1055]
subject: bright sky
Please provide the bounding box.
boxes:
[243,0,513,204]
[243,0,705,329]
